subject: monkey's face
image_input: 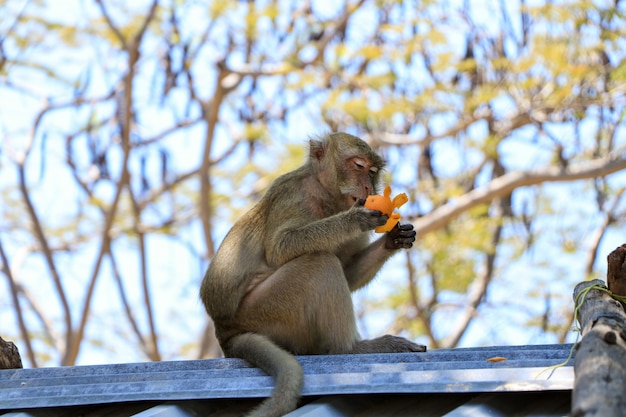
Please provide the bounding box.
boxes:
[339,156,380,208]
[310,133,385,210]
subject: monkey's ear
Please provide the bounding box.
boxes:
[309,139,327,161]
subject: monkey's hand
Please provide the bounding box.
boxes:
[384,223,416,250]
[350,199,389,232]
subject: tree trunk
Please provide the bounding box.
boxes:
[571,274,626,416]
[0,336,23,369]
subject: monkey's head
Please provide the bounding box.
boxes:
[309,132,385,209]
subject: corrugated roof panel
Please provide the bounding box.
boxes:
[0,344,574,416]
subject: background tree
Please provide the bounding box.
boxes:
[0,0,624,367]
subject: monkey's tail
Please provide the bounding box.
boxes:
[227,333,304,417]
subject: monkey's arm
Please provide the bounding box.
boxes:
[265,205,387,266]
[344,223,416,291]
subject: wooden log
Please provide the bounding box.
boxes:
[0,336,22,369]
[607,244,626,297]
[571,278,626,417]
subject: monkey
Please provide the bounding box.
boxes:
[200,132,426,417]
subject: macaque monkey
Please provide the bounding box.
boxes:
[200,132,425,417]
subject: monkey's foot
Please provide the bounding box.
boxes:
[354,335,427,354]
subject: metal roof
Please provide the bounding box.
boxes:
[0,344,574,416]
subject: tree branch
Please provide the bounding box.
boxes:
[0,238,37,367]
[198,60,234,259]
[128,187,161,361]
[65,0,160,365]
[16,163,74,362]
[414,151,626,235]
[94,0,128,48]
[404,251,438,347]
[107,251,151,357]
[440,204,503,348]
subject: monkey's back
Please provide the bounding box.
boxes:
[200,165,313,322]
[200,203,268,318]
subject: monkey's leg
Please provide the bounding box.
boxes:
[237,253,360,355]
[226,253,357,417]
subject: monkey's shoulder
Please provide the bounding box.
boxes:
[262,166,340,218]
[263,166,313,199]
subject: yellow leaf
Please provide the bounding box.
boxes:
[358,45,383,60]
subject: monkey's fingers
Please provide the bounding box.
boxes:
[395,226,416,237]
[393,238,414,249]
[397,235,415,243]
[383,223,416,249]
[375,213,390,227]
[366,207,389,224]
[396,223,415,232]
[387,223,416,238]
[353,205,388,231]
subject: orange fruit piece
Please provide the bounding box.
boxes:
[364,185,408,233]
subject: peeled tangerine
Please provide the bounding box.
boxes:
[364,185,408,233]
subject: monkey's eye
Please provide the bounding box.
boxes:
[354,159,366,169]
[369,167,378,177]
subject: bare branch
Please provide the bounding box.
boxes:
[414,151,626,235]
[16,281,61,353]
[376,113,488,147]
[440,203,504,348]
[67,142,130,366]
[0,0,32,71]
[198,61,233,259]
[136,117,203,147]
[108,251,149,356]
[302,0,366,66]
[16,163,74,360]
[64,0,162,366]
[404,251,438,347]
[94,0,127,48]
[0,238,37,367]
[128,187,161,361]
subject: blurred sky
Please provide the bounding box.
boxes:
[1,0,625,365]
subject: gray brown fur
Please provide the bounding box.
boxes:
[200,132,425,417]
